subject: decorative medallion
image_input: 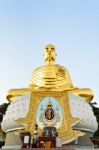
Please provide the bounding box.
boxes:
[36,96,63,129]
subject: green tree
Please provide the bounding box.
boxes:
[90,102,99,137]
[0,103,9,123]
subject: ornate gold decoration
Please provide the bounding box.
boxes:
[7,87,93,102]
[16,91,85,143]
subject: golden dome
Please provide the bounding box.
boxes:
[29,44,73,90]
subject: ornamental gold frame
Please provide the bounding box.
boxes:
[17,91,85,143]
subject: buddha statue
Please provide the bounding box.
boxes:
[1,44,97,149]
[7,44,93,102]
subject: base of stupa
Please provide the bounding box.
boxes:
[2,131,22,149]
[2,130,94,150]
[63,132,94,147]
[2,145,21,149]
[1,147,96,150]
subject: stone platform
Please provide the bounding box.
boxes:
[20,148,76,150]
[20,148,99,150]
[2,147,99,150]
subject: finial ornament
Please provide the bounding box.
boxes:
[43,44,57,65]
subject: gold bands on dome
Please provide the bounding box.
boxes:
[29,64,73,89]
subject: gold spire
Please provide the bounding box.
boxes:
[43,44,57,65]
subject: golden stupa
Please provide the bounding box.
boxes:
[4,44,95,144]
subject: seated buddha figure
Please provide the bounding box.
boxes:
[1,44,97,149]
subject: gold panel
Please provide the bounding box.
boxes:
[17,91,85,143]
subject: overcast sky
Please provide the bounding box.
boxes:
[0,0,99,105]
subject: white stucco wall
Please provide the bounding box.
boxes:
[68,92,98,132]
[1,93,31,132]
[1,92,98,133]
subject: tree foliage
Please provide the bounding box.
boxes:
[90,102,99,137]
[0,103,9,122]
